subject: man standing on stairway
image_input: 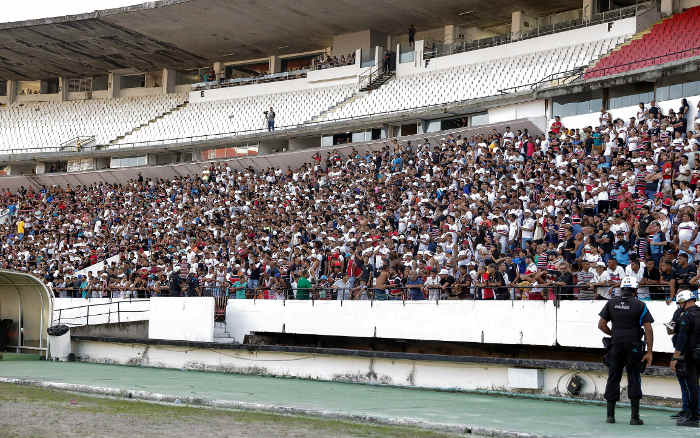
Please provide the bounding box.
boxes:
[265,106,275,132]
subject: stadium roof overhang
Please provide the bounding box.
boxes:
[0,0,583,80]
[0,270,54,356]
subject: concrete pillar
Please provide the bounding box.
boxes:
[162,68,176,94]
[269,56,281,74]
[660,0,678,16]
[35,162,46,175]
[374,46,384,70]
[414,40,424,68]
[511,11,535,40]
[212,62,224,80]
[58,77,68,102]
[582,0,595,21]
[354,48,362,67]
[108,72,120,99]
[444,25,457,45]
[7,80,16,105]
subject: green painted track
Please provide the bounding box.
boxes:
[0,360,698,437]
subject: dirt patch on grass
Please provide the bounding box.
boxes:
[0,383,463,438]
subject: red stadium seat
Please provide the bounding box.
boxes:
[584,6,700,78]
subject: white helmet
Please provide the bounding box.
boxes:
[676,290,695,304]
[620,276,639,289]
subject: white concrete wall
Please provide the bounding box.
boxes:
[417,18,636,75]
[52,298,149,326]
[72,339,681,401]
[560,94,700,130]
[148,297,214,342]
[190,66,361,104]
[681,0,700,9]
[227,300,557,346]
[488,100,546,124]
[306,64,361,86]
[119,87,163,98]
[227,299,680,353]
[557,301,676,353]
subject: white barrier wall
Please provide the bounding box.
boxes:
[227,299,682,352]
[148,297,214,342]
[557,301,677,352]
[423,18,636,74]
[52,298,150,326]
[227,300,557,346]
[190,65,362,104]
[489,100,547,125]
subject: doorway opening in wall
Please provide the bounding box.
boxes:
[120,74,146,89]
[333,133,352,145]
[225,62,270,80]
[440,115,469,131]
[43,161,68,174]
[281,55,316,73]
[371,128,383,140]
[400,123,418,136]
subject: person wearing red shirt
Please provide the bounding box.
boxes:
[551,116,563,135]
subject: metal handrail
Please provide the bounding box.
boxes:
[53,298,150,327]
[191,69,310,91]
[583,45,700,79]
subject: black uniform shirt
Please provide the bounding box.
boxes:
[599,296,654,344]
[676,306,700,356]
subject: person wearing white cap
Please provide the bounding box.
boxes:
[598,275,654,425]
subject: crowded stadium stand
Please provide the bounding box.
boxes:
[0,0,700,305]
[585,5,700,79]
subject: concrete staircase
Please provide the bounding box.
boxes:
[109,101,189,145]
[360,70,395,92]
[214,321,237,344]
[306,92,366,123]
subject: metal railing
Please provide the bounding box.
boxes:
[54,283,673,302]
[191,69,310,91]
[53,298,150,327]
[59,136,96,152]
[583,45,700,79]
[426,2,649,60]
[358,66,380,90]
[498,67,586,95]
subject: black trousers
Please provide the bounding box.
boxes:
[604,342,644,401]
[686,358,700,420]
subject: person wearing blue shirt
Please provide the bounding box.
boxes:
[612,239,630,267]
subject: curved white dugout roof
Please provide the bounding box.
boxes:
[0,270,54,355]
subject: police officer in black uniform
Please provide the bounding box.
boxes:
[598,276,654,425]
[667,290,696,420]
[671,290,700,427]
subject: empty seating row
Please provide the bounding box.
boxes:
[319,36,624,122]
[114,85,357,146]
[0,95,186,153]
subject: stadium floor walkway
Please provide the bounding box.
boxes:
[0,359,698,438]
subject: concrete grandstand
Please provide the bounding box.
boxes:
[2,1,700,435]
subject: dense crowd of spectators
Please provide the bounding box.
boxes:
[1,97,700,301]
